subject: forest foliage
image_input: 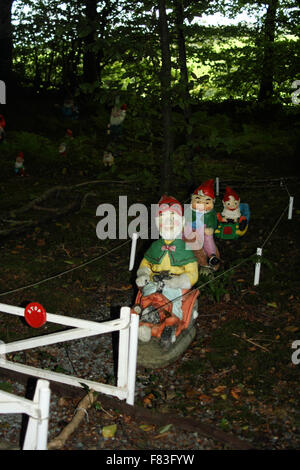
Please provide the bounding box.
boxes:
[0,0,299,188]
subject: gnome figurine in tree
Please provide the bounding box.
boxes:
[185,179,220,271]
[107,97,126,143]
[58,129,74,156]
[133,195,199,349]
[215,186,250,239]
[0,115,6,143]
[15,152,26,176]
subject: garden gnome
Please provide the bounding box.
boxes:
[188,179,220,269]
[0,114,5,143]
[107,100,126,142]
[134,195,198,346]
[103,149,114,167]
[61,94,79,120]
[58,129,73,156]
[15,152,26,176]
[218,186,247,227]
[214,186,249,239]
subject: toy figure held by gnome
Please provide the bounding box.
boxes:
[184,179,221,272]
[133,195,199,349]
[15,152,26,176]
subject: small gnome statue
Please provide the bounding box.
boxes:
[0,114,6,143]
[215,186,250,238]
[103,149,114,167]
[107,97,126,142]
[61,94,79,120]
[58,129,73,156]
[15,152,26,176]
[186,179,220,270]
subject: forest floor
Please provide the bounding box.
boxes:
[0,116,299,453]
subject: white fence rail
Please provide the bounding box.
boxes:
[0,303,139,406]
[0,379,50,450]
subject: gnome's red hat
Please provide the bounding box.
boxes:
[223,186,240,202]
[121,104,127,110]
[66,129,73,137]
[156,195,183,217]
[193,179,215,200]
[0,115,5,128]
[18,151,24,160]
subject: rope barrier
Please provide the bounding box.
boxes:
[0,239,132,298]
[0,176,295,302]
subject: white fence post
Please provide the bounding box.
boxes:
[254,247,262,286]
[288,196,294,220]
[126,313,139,406]
[117,307,130,390]
[129,233,138,271]
[23,379,50,450]
[0,379,50,450]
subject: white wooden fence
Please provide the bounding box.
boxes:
[0,303,139,406]
[0,379,50,450]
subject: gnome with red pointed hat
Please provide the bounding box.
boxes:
[219,186,241,222]
[216,186,249,234]
[186,179,220,270]
[133,195,199,348]
[15,151,26,176]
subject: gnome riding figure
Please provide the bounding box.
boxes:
[215,186,250,240]
[133,195,199,350]
[185,179,220,272]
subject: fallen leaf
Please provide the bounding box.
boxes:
[102,424,117,438]
[267,302,278,308]
[197,394,212,403]
[158,424,172,434]
[139,424,153,432]
[153,432,170,440]
[213,385,227,393]
[230,390,240,400]
[284,326,299,333]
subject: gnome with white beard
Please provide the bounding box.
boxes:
[133,195,198,347]
[219,186,248,231]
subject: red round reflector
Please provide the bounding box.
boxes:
[24,302,47,328]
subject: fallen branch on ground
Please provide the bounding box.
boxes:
[47,390,97,450]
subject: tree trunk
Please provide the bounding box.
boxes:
[158,0,174,195]
[174,0,194,187]
[258,0,278,102]
[83,0,98,84]
[0,0,14,84]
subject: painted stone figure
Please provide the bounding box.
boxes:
[215,186,250,240]
[185,179,221,272]
[133,195,199,350]
[15,152,26,176]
